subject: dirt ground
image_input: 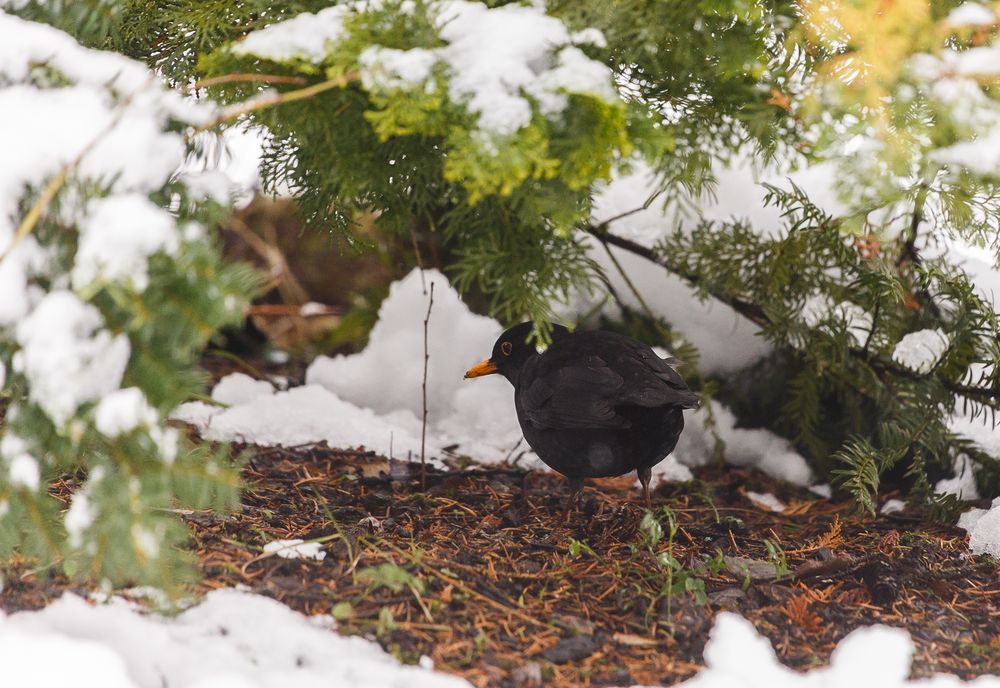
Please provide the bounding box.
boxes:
[3,435,998,687]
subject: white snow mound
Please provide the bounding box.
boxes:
[0,589,471,688]
[678,612,1000,688]
[958,497,1000,557]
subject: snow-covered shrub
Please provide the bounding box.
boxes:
[197,0,651,335]
[0,13,257,588]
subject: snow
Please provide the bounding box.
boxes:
[935,128,1000,177]
[892,328,949,374]
[231,5,349,62]
[808,484,832,499]
[0,12,232,447]
[746,491,786,513]
[675,400,814,487]
[678,611,1000,688]
[957,497,1000,557]
[2,590,996,688]
[177,385,430,460]
[952,47,1000,77]
[0,589,472,688]
[6,452,40,491]
[65,493,97,548]
[73,194,179,291]
[360,47,437,91]
[307,269,500,423]
[263,539,327,561]
[94,388,158,437]
[935,453,981,501]
[881,499,906,515]
[233,1,615,137]
[13,291,131,427]
[946,2,997,26]
[211,373,275,406]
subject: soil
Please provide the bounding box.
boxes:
[3,434,999,687]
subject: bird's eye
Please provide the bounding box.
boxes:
[501,341,513,356]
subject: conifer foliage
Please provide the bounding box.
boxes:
[0,12,257,588]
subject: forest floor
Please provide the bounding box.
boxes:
[3,431,999,687]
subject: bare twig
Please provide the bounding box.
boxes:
[188,73,308,91]
[195,72,359,132]
[420,282,435,491]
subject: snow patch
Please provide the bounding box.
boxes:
[177,385,429,460]
[231,5,349,62]
[746,491,786,513]
[234,1,616,137]
[306,268,511,438]
[263,539,327,561]
[581,158,847,375]
[958,497,1000,557]
[892,328,949,374]
[935,453,981,501]
[674,400,814,487]
[0,589,471,688]
[681,611,1000,688]
[211,373,275,406]
[73,194,179,291]
[94,388,158,437]
[881,499,906,515]
[7,452,40,491]
[13,291,130,427]
[808,484,832,499]
[946,2,997,26]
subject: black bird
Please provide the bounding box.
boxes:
[465,322,698,512]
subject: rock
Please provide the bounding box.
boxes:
[540,634,605,664]
[724,556,779,582]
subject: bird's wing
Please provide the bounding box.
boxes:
[519,356,632,430]
[612,346,700,410]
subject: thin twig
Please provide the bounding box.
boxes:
[420,282,435,491]
[195,72,359,132]
[188,73,308,91]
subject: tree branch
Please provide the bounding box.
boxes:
[584,224,769,327]
[583,223,1000,403]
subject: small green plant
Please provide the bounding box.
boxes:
[376,606,396,638]
[703,547,728,577]
[764,539,790,582]
[356,562,424,594]
[639,507,708,622]
[567,537,597,558]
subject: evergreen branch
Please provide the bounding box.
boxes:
[583,224,768,326]
[196,72,360,132]
[583,224,1000,404]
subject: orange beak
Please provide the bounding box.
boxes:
[464,358,498,378]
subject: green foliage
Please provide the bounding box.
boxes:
[0,26,259,591]
[638,508,708,613]
[357,562,425,594]
[658,184,1000,510]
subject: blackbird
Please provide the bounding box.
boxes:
[465,322,698,512]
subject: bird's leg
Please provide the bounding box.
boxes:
[638,466,652,510]
[562,475,585,519]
